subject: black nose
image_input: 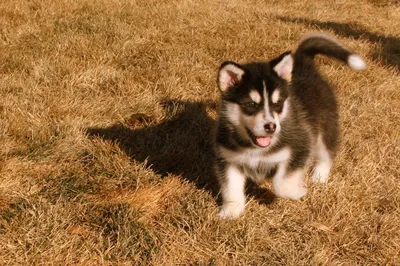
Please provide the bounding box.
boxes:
[264,123,276,133]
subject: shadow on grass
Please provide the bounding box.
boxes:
[86,99,276,205]
[276,16,400,71]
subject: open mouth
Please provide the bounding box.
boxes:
[245,128,272,148]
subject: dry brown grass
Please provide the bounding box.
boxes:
[1,0,399,265]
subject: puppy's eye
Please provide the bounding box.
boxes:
[243,102,257,108]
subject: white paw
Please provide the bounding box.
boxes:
[311,163,331,183]
[273,171,308,200]
[218,202,245,220]
[275,181,308,200]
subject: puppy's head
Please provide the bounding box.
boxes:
[217,52,293,148]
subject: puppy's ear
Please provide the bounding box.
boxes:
[270,51,293,82]
[217,62,245,92]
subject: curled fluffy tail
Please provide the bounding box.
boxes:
[294,33,366,70]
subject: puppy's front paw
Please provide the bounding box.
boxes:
[288,182,308,200]
[275,181,308,200]
[218,202,245,220]
[273,172,308,200]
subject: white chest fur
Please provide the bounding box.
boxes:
[219,146,291,169]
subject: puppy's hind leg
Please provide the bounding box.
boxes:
[312,135,334,183]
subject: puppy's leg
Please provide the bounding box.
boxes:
[218,164,246,219]
[273,164,308,200]
[312,135,333,183]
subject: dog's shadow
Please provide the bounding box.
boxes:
[86,99,276,204]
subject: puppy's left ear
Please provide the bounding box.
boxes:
[270,51,293,82]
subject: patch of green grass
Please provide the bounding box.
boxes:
[82,202,160,264]
[0,198,30,231]
[40,173,102,203]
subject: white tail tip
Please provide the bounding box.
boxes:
[348,54,367,70]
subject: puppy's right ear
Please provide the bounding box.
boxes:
[217,62,245,92]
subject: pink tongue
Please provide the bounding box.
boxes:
[256,136,271,147]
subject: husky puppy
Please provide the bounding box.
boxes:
[215,33,366,219]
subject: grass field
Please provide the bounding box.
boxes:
[1,0,400,265]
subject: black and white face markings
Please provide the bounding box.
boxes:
[218,61,291,149]
[240,80,287,148]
